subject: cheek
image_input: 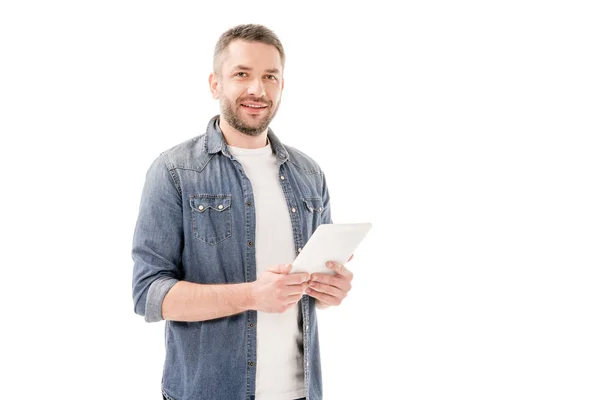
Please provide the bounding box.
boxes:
[268,87,282,102]
[221,83,244,102]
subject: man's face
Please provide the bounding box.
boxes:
[211,40,284,136]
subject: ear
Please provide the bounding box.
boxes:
[208,72,220,99]
[281,77,285,91]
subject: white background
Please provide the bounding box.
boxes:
[1,1,599,399]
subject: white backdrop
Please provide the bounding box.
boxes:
[1,1,599,399]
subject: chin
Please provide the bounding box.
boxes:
[240,115,268,127]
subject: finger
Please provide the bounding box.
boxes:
[283,290,306,305]
[281,272,310,285]
[325,261,353,279]
[268,263,292,274]
[283,300,300,311]
[276,281,309,298]
[284,282,309,296]
[305,287,341,306]
[310,274,351,292]
[306,280,345,298]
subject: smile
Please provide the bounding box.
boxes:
[241,103,268,109]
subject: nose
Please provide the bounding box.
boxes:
[247,78,266,97]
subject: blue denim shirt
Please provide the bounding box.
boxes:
[132,116,331,400]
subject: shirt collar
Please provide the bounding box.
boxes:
[205,115,289,163]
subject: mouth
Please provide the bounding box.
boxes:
[240,101,269,113]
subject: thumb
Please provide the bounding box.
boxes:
[268,263,292,274]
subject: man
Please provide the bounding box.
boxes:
[132,24,353,400]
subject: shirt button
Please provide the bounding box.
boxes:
[280,175,285,180]
[248,241,253,246]
[249,362,254,367]
[318,207,323,212]
[218,204,223,210]
[246,201,252,206]
[249,323,254,328]
[198,205,204,211]
[291,207,296,213]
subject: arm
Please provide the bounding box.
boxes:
[161,281,254,322]
[132,154,184,322]
[161,263,309,321]
[132,155,309,322]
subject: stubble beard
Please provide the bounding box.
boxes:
[220,96,281,137]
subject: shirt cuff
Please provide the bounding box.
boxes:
[145,277,179,322]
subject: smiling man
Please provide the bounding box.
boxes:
[212,39,283,139]
[132,24,354,400]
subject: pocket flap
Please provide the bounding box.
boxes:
[190,195,232,213]
[302,197,323,213]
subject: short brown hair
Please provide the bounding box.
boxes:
[213,24,285,75]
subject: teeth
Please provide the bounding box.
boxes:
[243,104,266,108]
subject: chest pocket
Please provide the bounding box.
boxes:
[190,195,232,245]
[302,197,324,229]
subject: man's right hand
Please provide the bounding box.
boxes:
[250,264,310,313]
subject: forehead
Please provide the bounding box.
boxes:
[221,40,282,72]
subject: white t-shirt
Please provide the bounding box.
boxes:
[228,140,305,400]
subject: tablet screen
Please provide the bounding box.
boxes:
[290,223,372,275]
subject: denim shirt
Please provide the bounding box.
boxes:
[132,116,331,400]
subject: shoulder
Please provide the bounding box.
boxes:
[284,144,324,176]
[158,134,212,173]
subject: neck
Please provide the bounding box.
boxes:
[218,116,268,149]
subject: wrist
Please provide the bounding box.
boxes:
[244,282,257,311]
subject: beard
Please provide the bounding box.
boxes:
[220,95,280,137]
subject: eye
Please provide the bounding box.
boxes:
[265,74,278,81]
[235,72,248,78]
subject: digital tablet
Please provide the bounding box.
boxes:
[290,223,372,275]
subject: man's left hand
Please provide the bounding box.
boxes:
[305,255,354,308]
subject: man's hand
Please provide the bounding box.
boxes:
[250,264,310,313]
[306,254,354,309]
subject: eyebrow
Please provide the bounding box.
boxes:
[232,65,281,74]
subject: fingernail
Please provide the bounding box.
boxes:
[326,262,333,268]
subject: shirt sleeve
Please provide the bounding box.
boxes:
[320,169,333,225]
[132,153,183,322]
